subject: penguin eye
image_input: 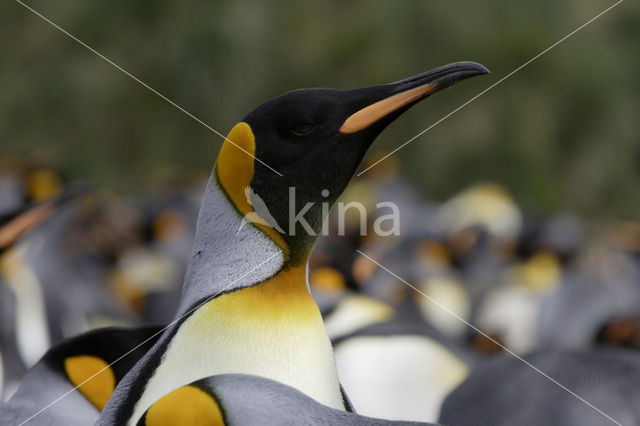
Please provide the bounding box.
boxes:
[290,123,316,136]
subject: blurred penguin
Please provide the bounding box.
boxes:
[539,246,640,351]
[0,192,75,399]
[331,296,472,423]
[440,349,640,426]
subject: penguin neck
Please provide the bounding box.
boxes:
[176,173,289,316]
[127,174,345,423]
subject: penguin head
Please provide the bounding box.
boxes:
[216,62,489,264]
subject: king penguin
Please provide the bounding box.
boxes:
[0,326,162,425]
[97,61,489,425]
[3,62,488,425]
[0,188,84,401]
[0,201,59,400]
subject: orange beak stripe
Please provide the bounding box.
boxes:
[339,82,438,134]
[0,203,56,249]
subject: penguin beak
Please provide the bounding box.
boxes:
[0,186,87,250]
[0,203,56,249]
[339,61,489,134]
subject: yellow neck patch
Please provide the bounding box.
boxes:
[132,263,345,417]
[144,385,225,426]
[215,122,288,255]
[206,264,317,321]
[64,355,116,411]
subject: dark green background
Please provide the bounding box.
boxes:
[2,0,639,218]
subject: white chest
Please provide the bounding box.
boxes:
[129,289,344,425]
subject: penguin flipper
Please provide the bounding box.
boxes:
[0,325,162,425]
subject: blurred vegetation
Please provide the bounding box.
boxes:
[1,0,639,218]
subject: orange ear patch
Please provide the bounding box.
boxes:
[216,122,257,218]
[144,385,225,426]
[64,355,116,411]
[216,122,288,254]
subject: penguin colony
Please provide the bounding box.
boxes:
[1,62,640,426]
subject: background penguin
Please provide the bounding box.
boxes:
[0,189,84,400]
[309,262,471,423]
[356,232,474,340]
[439,349,640,426]
[0,267,26,402]
[331,297,472,423]
[473,249,562,354]
[0,326,162,426]
[316,288,396,341]
[0,246,49,400]
[308,266,396,339]
[436,183,523,242]
[92,62,489,425]
[538,246,640,351]
[136,373,433,426]
[434,184,521,313]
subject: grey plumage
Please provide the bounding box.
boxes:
[0,358,99,426]
[98,174,286,425]
[539,265,640,351]
[0,326,161,426]
[439,349,640,426]
[140,373,434,426]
